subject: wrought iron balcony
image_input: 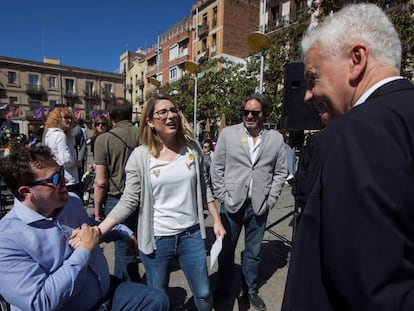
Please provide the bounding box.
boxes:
[198,22,209,37]
[64,90,78,98]
[26,84,45,95]
[136,79,145,89]
[83,90,98,100]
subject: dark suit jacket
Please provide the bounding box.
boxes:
[292,130,324,209]
[282,79,414,311]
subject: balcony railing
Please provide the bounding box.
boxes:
[136,95,144,104]
[136,79,145,89]
[26,84,45,94]
[64,90,78,98]
[126,84,133,93]
[83,90,98,100]
[198,22,209,37]
[102,91,114,101]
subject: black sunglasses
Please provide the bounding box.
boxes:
[95,122,107,126]
[27,166,65,187]
[242,110,261,117]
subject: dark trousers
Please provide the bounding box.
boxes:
[216,200,269,294]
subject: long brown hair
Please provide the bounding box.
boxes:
[138,94,195,157]
[44,107,74,135]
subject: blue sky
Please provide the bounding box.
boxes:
[1,0,196,72]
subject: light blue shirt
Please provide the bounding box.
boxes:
[0,193,132,311]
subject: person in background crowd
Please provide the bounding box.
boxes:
[44,107,82,199]
[282,4,414,310]
[95,94,226,310]
[202,138,214,183]
[88,116,108,156]
[291,112,329,224]
[72,118,87,184]
[93,98,140,282]
[282,133,296,185]
[211,94,287,311]
[0,146,169,311]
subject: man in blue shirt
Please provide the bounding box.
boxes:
[0,146,169,310]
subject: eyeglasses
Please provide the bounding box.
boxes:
[62,116,72,121]
[95,122,107,126]
[27,166,65,187]
[152,107,179,120]
[242,110,261,118]
[203,145,210,149]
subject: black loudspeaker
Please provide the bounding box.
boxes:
[281,61,321,130]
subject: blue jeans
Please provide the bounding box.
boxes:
[105,196,139,282]
[217,201,268,294]
[139,225,212,311]
[95,277,170,310]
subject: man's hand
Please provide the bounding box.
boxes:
[69,224,101,251]
[126,234,138,256]
[213,221,226,240]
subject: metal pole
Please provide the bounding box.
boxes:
[259,48,265,94]
[193,76,198,133]
[193,7,199,134]
[260,0,266,94]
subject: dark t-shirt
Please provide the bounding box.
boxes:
[94,120,139,196]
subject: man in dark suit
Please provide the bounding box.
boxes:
[211,94,287,310]
[282,3,414,311]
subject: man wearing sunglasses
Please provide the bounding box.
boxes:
[0,146,169,310]
[211,94,287,310]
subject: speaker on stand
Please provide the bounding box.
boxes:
[267,61,321,246]
[280,61,321,131]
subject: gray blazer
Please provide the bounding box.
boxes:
[211,123,287,215]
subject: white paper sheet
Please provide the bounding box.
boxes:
[209,238,222,272]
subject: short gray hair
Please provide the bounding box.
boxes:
[301,3,402,70]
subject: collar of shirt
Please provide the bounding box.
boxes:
[354,76,403,108]
[12,198,55,224]
[243,127,263,163]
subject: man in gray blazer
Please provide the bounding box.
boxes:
[211,94,287,310]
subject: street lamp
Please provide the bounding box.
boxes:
[247,31,270,94]
[148,77,161,90]
[185,60,200,134]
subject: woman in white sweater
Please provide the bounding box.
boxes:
[96,94,226,310]
[44,107,82,198]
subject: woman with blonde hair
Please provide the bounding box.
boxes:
[44,107,82,198]
[95,94,226,310]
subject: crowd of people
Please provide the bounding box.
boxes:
[0,3,413,310]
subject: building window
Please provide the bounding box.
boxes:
[50,100,57,108]
[169,67,179,82]
[28,74,39,86]
[212,34,217,55]
[169,44,179,61]
[104,83,112,94]
[48,76,57,89]
[85,80,94,96]
[202,39,207,52]
[9,97,18,105]
[8,71,17,84]
[65,79,75,95]
[213,7,218,27]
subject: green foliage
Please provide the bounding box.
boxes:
[389,8,414,79]
[160,57,257,130]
